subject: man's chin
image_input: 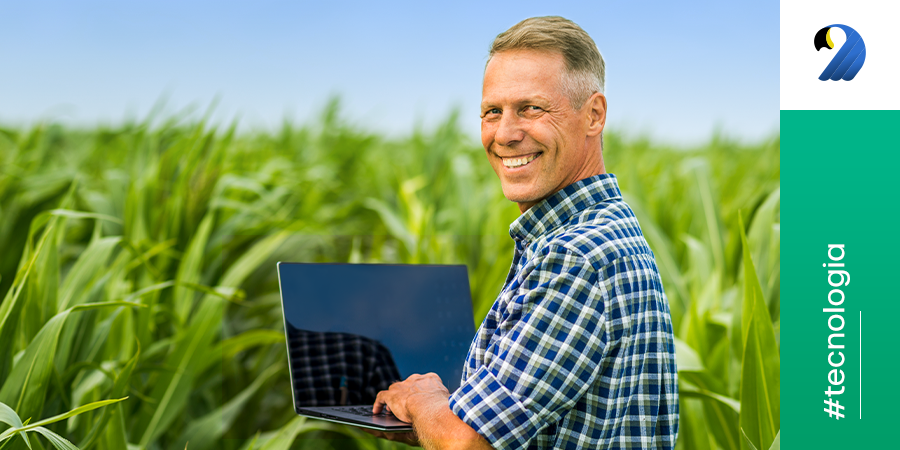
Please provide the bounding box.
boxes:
[501,186,546,205]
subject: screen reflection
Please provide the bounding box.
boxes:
[287,325,401,406]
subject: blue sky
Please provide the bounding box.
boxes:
[0,1,778,144]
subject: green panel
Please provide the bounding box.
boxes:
[782,110,900,447]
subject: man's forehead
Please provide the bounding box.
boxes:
[484,49,566,77]
[481,49,565,105]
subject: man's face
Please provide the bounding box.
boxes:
[481,49,604,212]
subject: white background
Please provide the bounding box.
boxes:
[781,0,900,110]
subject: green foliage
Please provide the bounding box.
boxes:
[737,213,780,450]
[0,398,127,450]
[0,103,779,449]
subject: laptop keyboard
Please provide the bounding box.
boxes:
[333,406,390,417]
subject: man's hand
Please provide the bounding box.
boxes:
[371,373,494,450]
[373,373,450,422]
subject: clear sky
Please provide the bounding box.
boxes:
[0,0,778,145]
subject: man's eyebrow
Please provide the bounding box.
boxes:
[481,96,552,109]
[480,101,498,111]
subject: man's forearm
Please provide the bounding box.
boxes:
[408,394,494,450]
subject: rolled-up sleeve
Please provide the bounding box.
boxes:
[449,243,609,448]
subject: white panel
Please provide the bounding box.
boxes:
[781,0,900,110]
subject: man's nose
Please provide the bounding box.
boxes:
[494,111,525,147]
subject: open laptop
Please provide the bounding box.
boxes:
[277,262,476,432]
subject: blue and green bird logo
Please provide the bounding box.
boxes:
[814,24,865,81]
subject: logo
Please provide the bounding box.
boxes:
[814,24,865,81]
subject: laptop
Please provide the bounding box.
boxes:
[277,262,476,432]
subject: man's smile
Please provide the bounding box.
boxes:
[499,152,542,169]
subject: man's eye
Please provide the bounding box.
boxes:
[482,108,501,118]
[527,105,542,111]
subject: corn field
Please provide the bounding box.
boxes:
[0,101,780,450]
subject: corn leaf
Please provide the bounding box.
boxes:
[769,431,780,450]
[681,386,741,414]
[0,402,31,449]
[0,211,58,382]
[256,417,309,450]
[747,188,780,324]
[175,364,280,450]
[4,398,127,433]
[693,163,726,279]
[173,214,214,324]
[101,405,129,450]
[738,213,780,450]
[79,342,140,449]
[680,371,740,450]
[57,235,121,311]
[0,301,139,423]
[0,309,71,422]
[677,398,712,450]
[740,427,759,450]
[26,428,76,450]
[136,232,290,447]
[196,329,285,376]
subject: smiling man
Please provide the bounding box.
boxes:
[373,16,679,449]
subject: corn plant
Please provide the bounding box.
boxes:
[0,100,779,449]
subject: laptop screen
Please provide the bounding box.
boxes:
[278,263,476,408]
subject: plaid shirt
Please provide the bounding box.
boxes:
[449,174,678,449]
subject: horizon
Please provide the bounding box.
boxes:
[1,1,779,147]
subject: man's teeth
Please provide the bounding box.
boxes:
[502,154,539,168]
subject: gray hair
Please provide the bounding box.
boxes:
[488,16,605,109]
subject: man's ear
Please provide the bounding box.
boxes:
[585,92,607,137]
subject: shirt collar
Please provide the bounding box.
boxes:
[509,173,622,242]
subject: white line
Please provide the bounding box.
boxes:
[859,310,862,420]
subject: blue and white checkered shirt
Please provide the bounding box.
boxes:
[449,174,678,449]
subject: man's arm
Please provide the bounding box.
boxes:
[373,244,609,448]
[448,243,610,447]
[373,373,493,450]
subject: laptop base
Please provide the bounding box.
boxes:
[297,405,413,432]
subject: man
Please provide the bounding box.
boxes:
[373,16,679,449]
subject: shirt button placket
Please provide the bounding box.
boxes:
[502,236,527,290]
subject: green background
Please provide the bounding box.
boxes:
[782,110,900,447]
